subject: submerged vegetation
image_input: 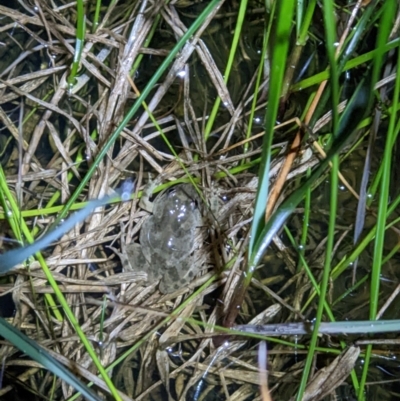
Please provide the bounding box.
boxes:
[0,0,400,400]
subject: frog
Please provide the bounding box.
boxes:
[120,183,203,294]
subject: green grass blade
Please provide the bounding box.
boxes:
[0,317,103,401]
[291,37,400,92]
[248,0,296,259]
[244,10,271,154]
[297,168,311,272]
[92,0,102,32]
[0,193,117,273]
[359,1,399,397]
[296,0,341,395]
[204,0,248,141]
[296,0,317,44]
[67,0,86,88]
[337,1,378,73]
[296,156,340,400]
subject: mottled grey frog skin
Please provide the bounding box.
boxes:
[122,184,202,294]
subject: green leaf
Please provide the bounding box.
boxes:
[0,317,103,401]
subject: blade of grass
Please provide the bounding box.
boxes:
[308,1,378,132]
[296,168,311,272]
[249,0,296,258]
[281,0,317,98]
[0,317,103,401]
[291,37,400,93]
[296,157,340,400]
[243,9,271,155]
[235,319,400,336]
[359,2,399,397]
[67,0,86,88]
[91,0,102,33]
[203,0,248,141]
[0,192,119,273]
[296,0,341,397]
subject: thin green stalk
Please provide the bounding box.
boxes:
[296,0,317,45]
[248,0,295,260]
[359,3,400,396]
[243,18,269,155]
[0,176,22,244]
[291,37,400,93]
[281,0,316,98]
[67,0,86,87]
[92,0,102,32]
[297,168,311,272]
[285,227,340,321]
[286,219,361,396]
[0,317,103,401]
[382,242,400,264]
[203,0,248,141]
[296,156,339,401]
[332,274,369,306]
[367,102,400,205]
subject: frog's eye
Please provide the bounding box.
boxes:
[190,199,198,210]
[167,188,177,197]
